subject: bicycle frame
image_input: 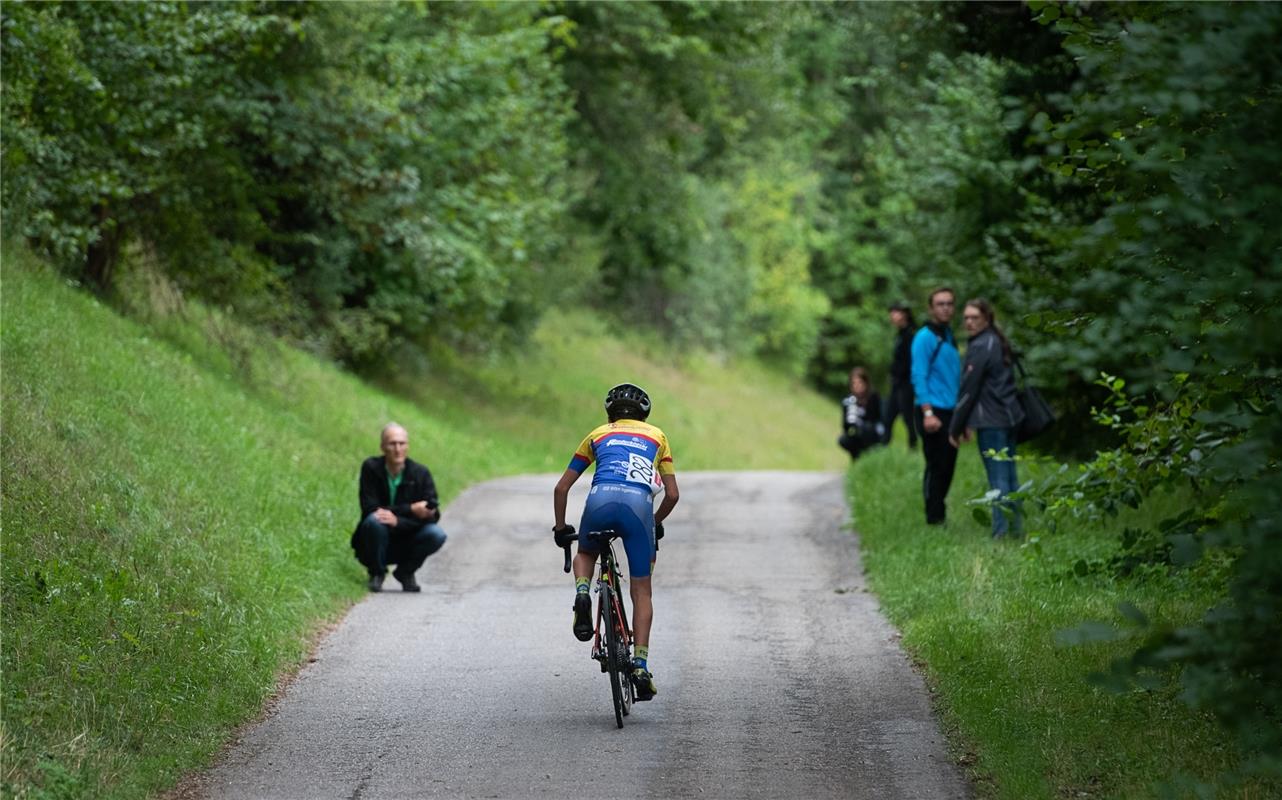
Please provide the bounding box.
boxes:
[593,545,630,649]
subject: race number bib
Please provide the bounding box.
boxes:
[626,452,656,487]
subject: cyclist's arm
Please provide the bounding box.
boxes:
[655,473,679,524]
[553,468,581,529]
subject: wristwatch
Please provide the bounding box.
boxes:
[923,408,935,417]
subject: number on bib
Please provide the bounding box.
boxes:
[626,452,655,486]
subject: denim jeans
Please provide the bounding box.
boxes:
[976,427,1022,538]
[354,512,447,577]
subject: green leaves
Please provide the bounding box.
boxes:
[1,2,577,362]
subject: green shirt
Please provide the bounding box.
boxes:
[388,469,404,505]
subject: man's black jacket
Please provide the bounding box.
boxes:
[350,457,440,547]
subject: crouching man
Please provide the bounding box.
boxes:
[350,423,447,592]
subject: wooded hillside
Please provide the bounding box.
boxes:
[4,1,1280,791]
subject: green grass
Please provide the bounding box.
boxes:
[0,246,842,799]
[847,434,1275,799]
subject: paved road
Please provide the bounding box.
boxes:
[195,472,969,800]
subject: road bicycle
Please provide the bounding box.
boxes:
[560,529,634,728]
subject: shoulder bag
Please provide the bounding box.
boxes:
[1014,356,1055,443]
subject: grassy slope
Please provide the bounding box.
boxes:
[847,439,1271,799]
[0,249,841,799]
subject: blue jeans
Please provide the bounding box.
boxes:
[354,513,447,577]
[976,427,1022,538]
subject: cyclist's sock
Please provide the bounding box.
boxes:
[634,645,649,671]
[575,577,590,595]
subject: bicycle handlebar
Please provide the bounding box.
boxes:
[554,524,576,572]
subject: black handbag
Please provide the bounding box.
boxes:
[1014,357,1054,443]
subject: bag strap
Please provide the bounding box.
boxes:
[927,329,950,371]
[1013,352,1031,385]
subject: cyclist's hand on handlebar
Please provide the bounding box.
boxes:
[553,524,577,547]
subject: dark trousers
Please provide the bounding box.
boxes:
[837,430,879,461]
[884,381,917,448]
[916,407,958,525]
[354,513,447,577]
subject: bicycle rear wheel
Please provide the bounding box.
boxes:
[610,561,634,717]
[603,584,626,729]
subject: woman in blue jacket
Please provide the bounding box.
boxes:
[949,299,1025,538]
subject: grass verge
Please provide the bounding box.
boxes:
[1,246,841,799]
[846,435,1275,799]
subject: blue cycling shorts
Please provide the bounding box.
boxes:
[577,483,656,578]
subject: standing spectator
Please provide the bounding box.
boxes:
[350,422,448,592]
[884,300,918,449]
[949,299,1025,538]
[838,367,885,461]
[911,287,961,526]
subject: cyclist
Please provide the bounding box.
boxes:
[552,383,680,701]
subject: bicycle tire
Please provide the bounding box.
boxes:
[603,583,626,729]
[610,559,634,716]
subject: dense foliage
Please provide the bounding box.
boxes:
[4,0,1279,792]
[1023,2,1282,786]
[2,2,576,361]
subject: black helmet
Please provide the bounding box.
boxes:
[604,383,651,421]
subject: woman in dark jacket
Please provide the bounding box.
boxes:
[949,299,1025,537]
[838,367,885,461]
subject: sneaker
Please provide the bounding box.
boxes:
[367,572,385,592]
[572,593,593,642]
[631,668,657,701]
[393,570,421,593]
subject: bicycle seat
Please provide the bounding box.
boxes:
[585,528,622,546]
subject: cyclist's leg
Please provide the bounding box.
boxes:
[607,500,659,700]
[608,491,656,660]
[572,548,598,581]
[571,499,611,641]
[574,499,607,581]
[630,576,653,648]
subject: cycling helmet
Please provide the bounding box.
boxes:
[604,383,651,421]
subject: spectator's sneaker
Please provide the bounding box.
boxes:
[572,593,593,641]
[631,668,657,701]
[367,572,385,592]
[393,570,421,593]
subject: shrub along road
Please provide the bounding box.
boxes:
[189,473,968,799]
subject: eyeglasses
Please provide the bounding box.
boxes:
[962,314,982,321]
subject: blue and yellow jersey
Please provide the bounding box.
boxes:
[567,419,675,495]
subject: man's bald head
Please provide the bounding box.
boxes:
[380,423,409,473]
[381,422,408,446]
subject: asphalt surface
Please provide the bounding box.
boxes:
[195,472,970,800]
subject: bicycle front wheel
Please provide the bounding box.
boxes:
[603,585,626,729]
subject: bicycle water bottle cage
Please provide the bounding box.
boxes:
[586,528,621,546]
